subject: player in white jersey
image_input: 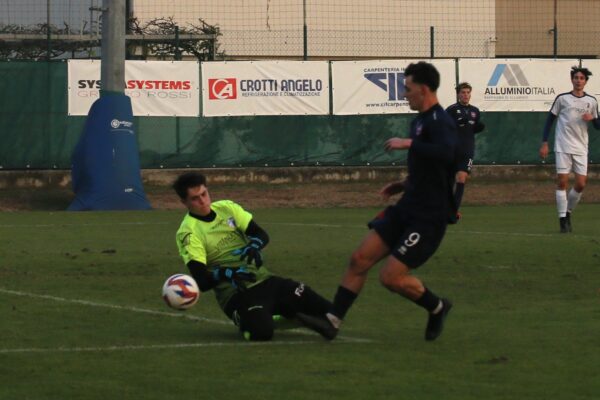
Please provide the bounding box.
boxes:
[539,67,600,233]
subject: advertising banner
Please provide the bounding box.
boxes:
[331,59,456,115]
[68,60,200,116]
[201,61,329,116]
[580,60,600,101]
[458,59,578,112]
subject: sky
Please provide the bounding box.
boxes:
[0,0,103,31]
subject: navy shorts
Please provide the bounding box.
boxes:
[368,206,447,269]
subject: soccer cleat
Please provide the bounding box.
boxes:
[425,299,453,341]
[565,211,573,232]
[296,312,339,340]
[559,217,569,233]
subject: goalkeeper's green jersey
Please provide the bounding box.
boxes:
[176,200,272,310]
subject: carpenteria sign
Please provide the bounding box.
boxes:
[458,58,578,111]
[331,59,456,115]
[67,60,200,116]
[201,61,329,116]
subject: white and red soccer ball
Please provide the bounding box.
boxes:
[162,274,200,310]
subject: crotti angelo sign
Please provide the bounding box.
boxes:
[68,60,200,116]
[201,61,329,117]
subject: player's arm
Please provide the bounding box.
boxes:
[187,260,256,291]
[245,220,270,248]
[540,112,557,159]
[473,109,485,133]
[232,219,270,267]
[379,179,407,200]
[583,104,600,129]
[186,260,218,292]
[409,121,456,164]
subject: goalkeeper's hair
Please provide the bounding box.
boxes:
[173,172,207,199]
[571,66,592,81]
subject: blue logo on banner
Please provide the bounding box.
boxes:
[365,72,405,101]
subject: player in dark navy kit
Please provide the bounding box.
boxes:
[297,62,458,341]
[446,82,485,222]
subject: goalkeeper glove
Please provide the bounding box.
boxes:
[212,267,256,289]
[232,237,265,267]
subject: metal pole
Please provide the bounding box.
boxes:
[303,0,307,60]
[47,0,51,60]
[101,0,126,95]
[430,26,434,58]
[553,0,558,59]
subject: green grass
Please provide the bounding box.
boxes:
[1,205,599,400]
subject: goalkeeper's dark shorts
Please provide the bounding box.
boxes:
[368,205,447,269]
[224,276,331,341]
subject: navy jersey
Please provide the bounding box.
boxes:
[397,104,458,221]
[445,102,484,158]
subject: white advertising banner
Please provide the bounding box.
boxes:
[68,60,200,116]
[580,60,600,101]
[201,61,329,116]
[458,59,578,112]
[331,59,456,115]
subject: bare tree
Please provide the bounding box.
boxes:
[127,17,222,61]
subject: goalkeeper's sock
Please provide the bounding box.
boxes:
[330,285,358,321]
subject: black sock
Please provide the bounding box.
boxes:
[331,285,358,320]
[414,288,441,313]
[454,182,465,210]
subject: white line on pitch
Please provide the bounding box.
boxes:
[0,288,372,344]
[1,220,597,240]
[0,221,173,228]
[0,338,369,355]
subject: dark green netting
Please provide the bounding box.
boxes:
[2,62,598,169]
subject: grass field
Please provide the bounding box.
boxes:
[1,204,599,400]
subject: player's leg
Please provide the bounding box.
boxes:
[308,229,390,339]
[378,220,451,341]
[229,284,275,341]
[453,157,472,221]
[554,152,571,233]
[566,155,588,232]
[269,277,337,338]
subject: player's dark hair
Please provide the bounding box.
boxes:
[173,172,207,199]
[456,82,472,93]
[404,61,440,92]
[571,66,592,80]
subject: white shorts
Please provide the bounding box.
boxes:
[555,152,588,176]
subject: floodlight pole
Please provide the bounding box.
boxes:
[101,0,126,95]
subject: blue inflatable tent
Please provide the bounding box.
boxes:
[68,93,151,211]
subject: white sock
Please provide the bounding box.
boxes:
[556,190,567,218]
[567,188,582,213]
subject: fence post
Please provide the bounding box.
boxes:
[46,0,51,60]
[430,26,435,58]
[303,0,308,60]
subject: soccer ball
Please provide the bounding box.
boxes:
[162,274,200,310]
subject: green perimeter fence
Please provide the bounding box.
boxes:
[2,61,599,170]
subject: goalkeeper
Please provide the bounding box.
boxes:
[173,172,332,341]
